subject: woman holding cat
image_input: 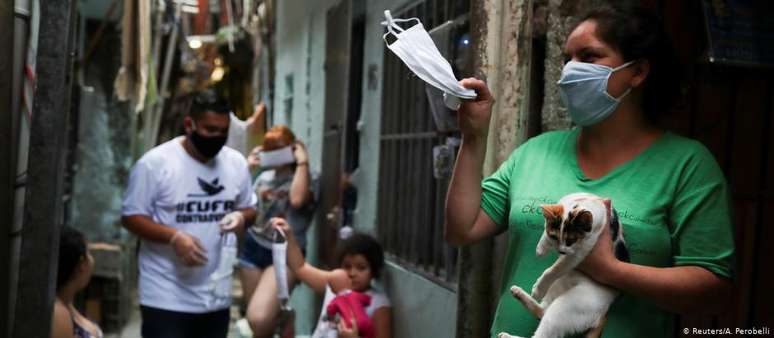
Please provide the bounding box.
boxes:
[444,2,734,338]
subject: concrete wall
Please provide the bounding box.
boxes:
[382,262,458,338]
[541,0,576,130]
[456,0,541,337]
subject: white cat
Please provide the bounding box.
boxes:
[498,192,629,338]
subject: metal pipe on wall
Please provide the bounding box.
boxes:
[11,0,75,337]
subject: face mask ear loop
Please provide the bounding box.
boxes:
[612,60,636,72]
[382,10,401,42]
[609,60,636,101]
[382,11,420,43]
[612,88,632,102]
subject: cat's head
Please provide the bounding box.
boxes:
[540,195,611,255]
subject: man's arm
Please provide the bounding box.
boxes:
[121,215,177,243]
[121,215,208,265]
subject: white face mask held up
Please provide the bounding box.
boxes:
[272,228,291,309]
[382,10,476,109]
[259,146,296,168]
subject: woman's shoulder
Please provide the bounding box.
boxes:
[522,129,574,151]
[534,129,575,140]
[501,129,574,163]
[51,300,74,338]
[52,299,72,319]
[653,132,727,186]
[661,131,710,150]
[523,129,573,144]
[655,132,719,165]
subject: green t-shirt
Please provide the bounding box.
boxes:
[481,129,735,338]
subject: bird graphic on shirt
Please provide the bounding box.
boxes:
[194,177,225,196]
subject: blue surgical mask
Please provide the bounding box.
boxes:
[557,60,635,126]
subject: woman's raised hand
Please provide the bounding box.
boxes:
[292,140,309,164]
[270,217,293,240]
[458,78,495,140]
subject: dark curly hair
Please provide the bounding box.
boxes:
[336,233,385,279]
[574,1,680,122]
[57,226,87,289]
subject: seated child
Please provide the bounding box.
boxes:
[270,217,392,338]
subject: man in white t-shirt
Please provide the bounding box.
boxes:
[121,90,257,338]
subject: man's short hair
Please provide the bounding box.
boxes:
[190,89,230,119]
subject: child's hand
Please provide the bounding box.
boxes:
[337,317,359,338]
[270,217,293,240]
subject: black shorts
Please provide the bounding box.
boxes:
[238,234,305,270]
[140,306,229,338]
[237,234,274,269]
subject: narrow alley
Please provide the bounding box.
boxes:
[2,1,773,338]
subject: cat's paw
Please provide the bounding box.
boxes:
[510,285,528,299]
[531,283,547,301]
[497,333,521,338]
[536,244,548,257]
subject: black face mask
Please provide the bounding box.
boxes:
[189,128,227,159]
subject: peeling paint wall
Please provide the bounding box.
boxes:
[541,0,580,131]
[479,0,535,171]
[459,0,551,336]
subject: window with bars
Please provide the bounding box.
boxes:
[377,0,470,288]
